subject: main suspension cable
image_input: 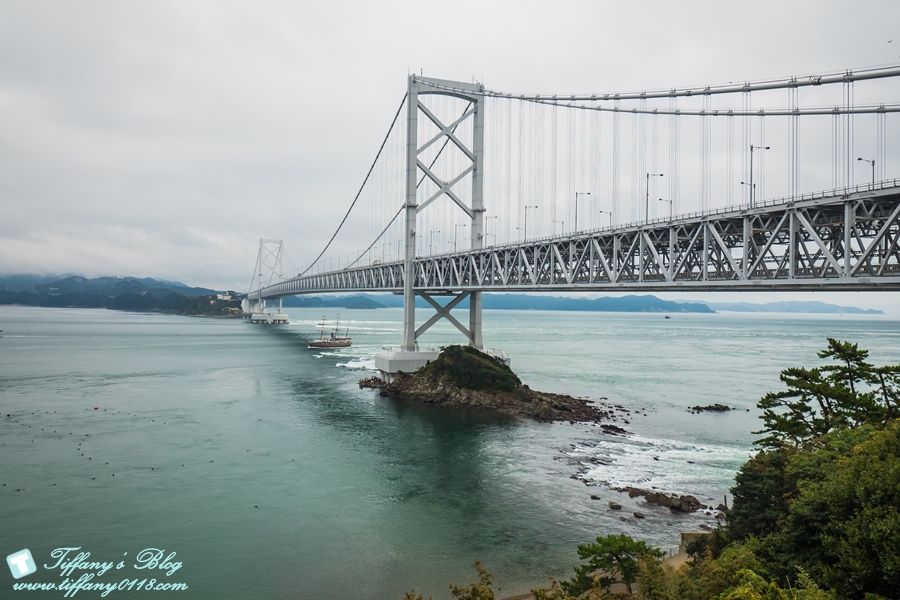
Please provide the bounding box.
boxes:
[298,93,408,278]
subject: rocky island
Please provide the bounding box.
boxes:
[371,345,621,424]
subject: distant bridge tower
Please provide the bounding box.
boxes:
[376,75,505,380]
[242,238,290,323]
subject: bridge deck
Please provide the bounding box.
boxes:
[254,184,900,298]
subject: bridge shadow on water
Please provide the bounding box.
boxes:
[251,321,523,487]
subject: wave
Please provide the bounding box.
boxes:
[336,359,376,371]
[566,433,750,501]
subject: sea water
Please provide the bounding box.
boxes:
[1,306,898,599]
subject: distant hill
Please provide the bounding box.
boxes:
[283,293,713,313]
[279,293,881,315]
[3,273,881,316]
[0,275,239,317]
[480,294,713,312]
[280,294,386,310]
[31,275,218,297]
[0,274,216,296]
[0,273,76,292]
[701,300,884,315]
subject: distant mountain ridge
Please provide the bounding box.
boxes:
[0,274,217,296]
[0,274,883,315]
[700,300,883,315]
[0,275,239,316]
[33,275,217,297]
[286,293,713,313]
[284,293,882,314]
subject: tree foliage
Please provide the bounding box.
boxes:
[756,339,900,448]
[772,421,900,598]
[717,568,835,600]
[561,534,664,596]
[420,345,521,392]
[448,561,495,600]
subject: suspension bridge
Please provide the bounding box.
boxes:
[243,66,900,379]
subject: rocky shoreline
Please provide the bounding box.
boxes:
[610,485,727,515]
[361,345,723,525]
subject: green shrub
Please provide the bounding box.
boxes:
[420,346,521,392]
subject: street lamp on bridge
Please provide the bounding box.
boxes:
[574,192,590,232]
[599,210,612,228]
[453,223,468,252]
[645,173,663,223]
[658,198,673,221]
[520,205,539,241]
[553,220,565,235]
[858,157,875,187]
[742,145,770,208]
[429,230,441,254]
[484,215,498,247]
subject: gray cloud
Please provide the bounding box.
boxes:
[1,0,898,313]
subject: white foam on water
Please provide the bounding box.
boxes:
[568,433,749,501]
[336,359,376,370]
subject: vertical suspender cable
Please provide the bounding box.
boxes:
[577,110,591,209]
[877,106,886,181]
[675,103,681,215]
[700,94,709,212]
[651,107,658,218]
[850,79,855,187]
[742,89,750,205]
[613,100,620,226]
[758,111,766,203]
[518,99,525,239]
[506,99,512,243]
[640,98,647,219]
[567,104,574,227]
[631,108,639,222]
[551,102,558,230]
[842,76,850,189]
[668,95,676,213]
[833,109,839,190]
[727,111,734,207]
[591,107,599,228]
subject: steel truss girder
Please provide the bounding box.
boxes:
[255,188,900,299]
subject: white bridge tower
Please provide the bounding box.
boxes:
[375,75,507,381]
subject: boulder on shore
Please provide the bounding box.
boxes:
[379,345,616,424]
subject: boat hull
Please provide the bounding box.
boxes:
[307,339,352,349]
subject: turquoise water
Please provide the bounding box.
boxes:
[1,306,898,599]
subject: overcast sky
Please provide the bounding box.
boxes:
[1,1,898,312]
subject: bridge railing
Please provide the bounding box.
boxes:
[405,177,900,260]
[251,177,900,292]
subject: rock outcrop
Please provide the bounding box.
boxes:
[379,345,617,424]
[613,485,709,512]
[689,403,732,413]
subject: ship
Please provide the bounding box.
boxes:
[304,315,352,348]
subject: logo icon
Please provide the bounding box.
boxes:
[7,549,36,579]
